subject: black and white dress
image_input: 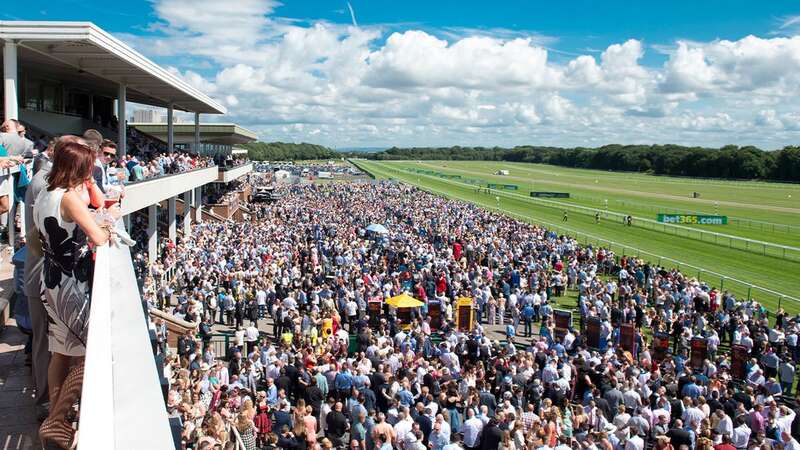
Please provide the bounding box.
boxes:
[33,187,94,357]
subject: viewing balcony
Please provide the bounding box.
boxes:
[216,161,253,183]
[121,165,218,215]
[79,243,175,448]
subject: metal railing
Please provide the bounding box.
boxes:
[354,160,800,312]
[79,243,174,449]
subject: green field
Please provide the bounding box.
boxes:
[413,161,799,244]
[352,159,800,314]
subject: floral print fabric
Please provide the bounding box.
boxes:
[34,188,94,357]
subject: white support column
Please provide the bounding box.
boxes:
[117,84,127,157]
[4,41,20,247]
[167,103,174,153]
[123,214,132,233]
[147,204,158,265]
[167,196,176,243]
[194,112,200,154]
[4,40,19,121]
[194,186,203,223]
[182,190,192,235]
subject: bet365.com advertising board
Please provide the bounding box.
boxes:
[657,214,728,225]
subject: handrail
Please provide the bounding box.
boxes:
[79,243,174,449]
[125,163,217,187]
[218,161,252,171]
[121,165,218,215]
[79,244,114,447]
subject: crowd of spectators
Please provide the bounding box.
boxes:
[108,151,214,184]
[137,180,800,450]
[2,120,215,448]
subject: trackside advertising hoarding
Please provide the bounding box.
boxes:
[657,214,728,225]
[530,192,570,198]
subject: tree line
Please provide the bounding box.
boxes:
[346,144,800,181]
[240,142,339,161]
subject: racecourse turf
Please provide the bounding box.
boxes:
[351,159,800,315]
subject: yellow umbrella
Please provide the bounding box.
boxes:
[386,292,424,308]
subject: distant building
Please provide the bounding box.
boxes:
[133,108,160,123]
[132,109,184,124]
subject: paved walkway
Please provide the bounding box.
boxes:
[0,254,42,450]
[0,320,40,450]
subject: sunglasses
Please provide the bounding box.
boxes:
[104,152,116,157]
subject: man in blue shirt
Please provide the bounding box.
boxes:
[505,323,516,344]
[523,304,535,337]
[334,368,353,402]
[680,376,702,399]
[265,377,278,405]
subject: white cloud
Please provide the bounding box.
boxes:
[673,112,735,132]
[125,0,800,149]
[660,36,800,96]
[363,32,559,90]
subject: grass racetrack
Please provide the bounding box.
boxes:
[352,159,800,315]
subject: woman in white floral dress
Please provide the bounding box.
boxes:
[34,141,114,448]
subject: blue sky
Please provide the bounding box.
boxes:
[6,1,800,149]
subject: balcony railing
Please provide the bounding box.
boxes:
[217,160,251,171]
[121,165,218,215]
[79,243,174,449]
[216,162,253,183]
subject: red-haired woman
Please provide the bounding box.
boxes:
[34,141,115,448]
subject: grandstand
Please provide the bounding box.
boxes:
[129,122,257,158]
[0,21,249,449]
[129,122,257,183]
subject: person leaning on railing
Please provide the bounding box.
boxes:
[0,119,32,233]
[33,140,119,448]
[24,135,83,424]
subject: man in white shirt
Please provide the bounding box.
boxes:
[783,432,800,450]
[245,324,259,354]
[714,409,733,436]
[462,408,483,450]
[623,387,643,411]
[256,289,267,318]
[393,410,413,446]
[682,398,706,429]
[774,405,796,436]
[731,420,751,450]
[624,432,644,450]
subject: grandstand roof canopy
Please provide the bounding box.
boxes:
[0,21,225,114]
[130,122,258,145]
